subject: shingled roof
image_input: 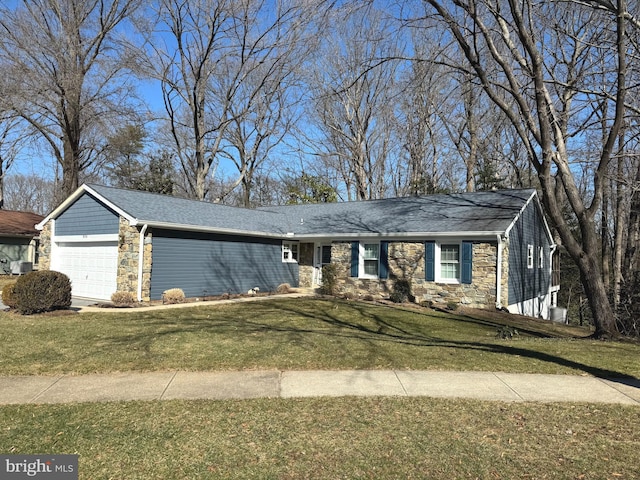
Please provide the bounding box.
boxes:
[0,210,44,237]
[260,189,536,237]
[40,184,538,238]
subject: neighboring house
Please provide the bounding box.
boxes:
[36,184,560,319]
[0,210,44,274]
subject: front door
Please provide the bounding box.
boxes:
[313,243,332,286]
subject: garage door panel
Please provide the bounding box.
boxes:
[53,241,118,300]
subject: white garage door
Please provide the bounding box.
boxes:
[52,241,118,300]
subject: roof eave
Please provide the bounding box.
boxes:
[291,230,506,240]
[503,190,555,245]
[131,220,287,239]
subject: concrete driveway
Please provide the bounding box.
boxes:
[0,296,100,311]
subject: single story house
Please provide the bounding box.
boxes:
[36,184,560,318]
[0,210,44,274]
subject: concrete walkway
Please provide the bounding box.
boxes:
[1,370,639,405]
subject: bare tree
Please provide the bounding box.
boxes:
[3,174,56,215]
[393,34,450,196]
[0,112,24,210]
[0,0,142,201]
[307,3,401,201]
[137,0,318,202]
[214,0,315,207]
[421,0,634,337]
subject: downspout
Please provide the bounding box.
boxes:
[496,234,503,310]
[137,224,148,302]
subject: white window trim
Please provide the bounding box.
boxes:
[527,244,534,269]
[359,242,380,279]
[282,241,299,263]
[436,241,462,284]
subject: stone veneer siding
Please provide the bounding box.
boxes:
[37,222,52,270]
[500,238,509,308]
[116,218,152,301]
[331,240,502,310]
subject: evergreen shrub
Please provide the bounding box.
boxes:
[1,281,17,308]
[319,263,338,296]
[14,270,72,315]
[390,278,412,303]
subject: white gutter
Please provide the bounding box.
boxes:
[293,231,505,241]
[130,220,287,239]
[496,234,503,310]
[137,224,148,302]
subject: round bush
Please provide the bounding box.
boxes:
[1,281,17,309]
[14,270,72,315]
[163,288,185,304]
[111,291,137,307]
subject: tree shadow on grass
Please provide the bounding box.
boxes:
[280,301,637,380]
[107,298,638,381]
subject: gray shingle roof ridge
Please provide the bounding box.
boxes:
[259,188,536,211]
[86,183,260,213]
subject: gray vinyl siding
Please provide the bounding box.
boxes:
[0,238,31,263]
[55,194,119,236]
[149,229,299,300]
[508,202,551,304]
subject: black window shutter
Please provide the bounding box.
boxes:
[380,241,389,279]
[425,241,435,281]
[461,241,473,284]
[350,241,359,277]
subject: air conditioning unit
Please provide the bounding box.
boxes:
[10,261,33,275]
[550,307,567,324]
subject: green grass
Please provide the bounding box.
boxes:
[1,398,638,479]
[1,298,639,377]
[2,297,639,479]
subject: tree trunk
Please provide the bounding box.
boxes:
[577,250,618,338]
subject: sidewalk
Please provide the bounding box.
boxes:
[1,370,639,405]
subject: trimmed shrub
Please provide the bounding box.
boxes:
[319,263,338,296]
[163,288,185,304]
[1,281,17,309]
[111,291,137,307]
[14,270,72,315]
[390,278,412,303]
[446,301,459,311]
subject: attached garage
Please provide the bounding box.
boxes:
[51,240,118,300]
[35,184,302,302]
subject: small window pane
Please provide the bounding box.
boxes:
[364,260,378,276]
[441,245,459,262]
[362,243,379,276]
[440,244,460,280]
[364,244,379,260]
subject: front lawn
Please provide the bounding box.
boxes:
[1,398,638,479]
[1,298,638,377]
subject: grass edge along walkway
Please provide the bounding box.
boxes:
[1,369,639,406]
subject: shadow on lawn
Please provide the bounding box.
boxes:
[113,298,637,381]
[279,301,636,380]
